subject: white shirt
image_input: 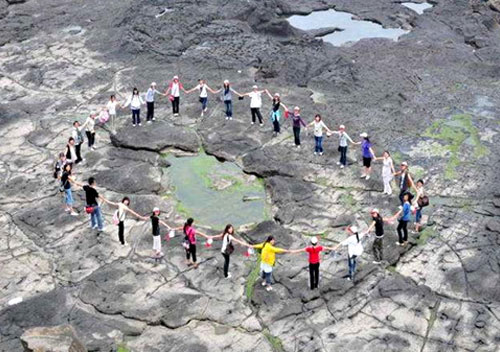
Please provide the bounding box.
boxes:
[221,234,234,253]
[313,121,327,137]
[118,203,127,222]
[72,127,83,145]
[67,144,76,163]
[249,91,262,108]
[382,157,394,178]
[107,101,118,115]
[124,95,144,110]
[341,234,364,257]
[336,131,353,147]
[85,117,95,133]
[196,84,208,98]
[171,82,180,97]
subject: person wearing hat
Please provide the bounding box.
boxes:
[365,209,393,263]
[393,161,416,205]
[290,236,327,290]
[331,225,367,282]
[251,236,292,291]
[240,85,267,126]
[331,125,360,168]
[359,132,376,180]
[145,82,162,123]
[186,79,217,117]
[215,80,242,120]
[164,75,187,116]
[264,90,288,137]
[288,106,307,148]
[390,192,413,246]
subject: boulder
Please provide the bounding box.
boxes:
[21,325,86,352]
[489,0,500,12]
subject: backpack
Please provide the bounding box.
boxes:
[224,234,235,255]
[417,195,430,208]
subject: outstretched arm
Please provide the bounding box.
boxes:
[206,85,217,94]
[127,207,148,220]
[231,88,242,97]
[264,89,273,100]
[288,248,306,254]
[159,220,171,229]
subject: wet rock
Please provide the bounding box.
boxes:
[20,325,86,352]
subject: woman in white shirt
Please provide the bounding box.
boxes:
[122,88,145,127]
[106,95,119,134]
[104,197,147,245]
[212,224,249,279]
[375,151,396,195]
[332,225,368,282]
[81,113,97,150]
[186,79,217,117]
[164,75,187,117]
[307,114,333,156]
[241,85,267,126]
[331,125,360,168]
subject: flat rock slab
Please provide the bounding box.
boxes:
[21,325,86,352]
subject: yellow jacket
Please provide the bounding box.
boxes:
[254,242,285,266]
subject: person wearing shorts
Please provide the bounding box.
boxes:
[360,132,376,180]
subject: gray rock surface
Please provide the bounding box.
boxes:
[21,325,86,352]
[0,0,499,351]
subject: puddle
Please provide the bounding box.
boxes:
[165,153,269,228]
[401,2,433,15]
[288,9,409,46]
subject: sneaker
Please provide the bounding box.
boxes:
[152,117,156,121]
[340,165,344,169]
[319,152,323,156]
[91,146,96,150]
[92,225,98,230]
[261,281,267,287]
[336,162,341,165]
[174,113,179,117]
[360,174,366,178]
[372,260,381,264]
[227,273,232,279]
[314,152,317,155]
[251,122,255,125]
[65,208,70,213]
[259,123,264,127]
[147,121,152,124]
[160,252,164,256]
[265,286,273,291]
[138,123,142,126]
[203,108,208,113]
[346,277,351,281]
[132,124,136,127]
[200,112,204,117]
[229,117,233,120]
[225,117,229,120]
[70,211,78,216]
[395,241,402,246]
[365,175,370,180]
[297,145,301,149]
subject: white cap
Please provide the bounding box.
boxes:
[151,82,156,86]
[153,207,160,212]
[360,132,368,138]
[173,75,179,80]
[224,79,229,84]
[274,93,280,97]
[294,106,300,111]
[339,124,345,129]
[401,161,408,166]
[371,208,379,214]
[252,85,258,89]
[349,225,359,233]
[310,237,318,245]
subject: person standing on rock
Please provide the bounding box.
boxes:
[186,79,217,117]
[413,179,427,233]
[331,225,367,282]
[106,95,119,134]
[216,80,242,120]
[212,224,250,279]
[150,207,171,257]
[393,161,416,205]
[104,197,146,246]
[241,85,266,126]
[288,106,307,148]
[54,152,67,180]
[251,236,291,291]
[330,125,359,168]
[71,121,84,164]
[391,192,412,246]
[375,151,395,195]
[123,88,145,127]
[65,137,78,166]
[81,113,97,150]
[60,163,79,216]
[264,91,288,137]
[83,177,105,234]
[182,218,211,268]
[145,82,161,123]
[307,114,333,156]
[359,133,376,180]
[290,236,326,290]
[365,209,392,264]
[164,75,187,117]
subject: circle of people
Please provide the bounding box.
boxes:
[55,75,429,292]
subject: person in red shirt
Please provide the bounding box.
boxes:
[291,237,326,290]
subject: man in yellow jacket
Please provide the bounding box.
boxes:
[253,236,290,291]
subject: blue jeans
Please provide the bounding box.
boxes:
[339,146,348,166]
[224,100,232,117]
[132,109,140,125]
[416,208,422,223]
[200,97,208,110]
[348,255,357,280]
[314,136,323,153]
[261,270,272,285]
[91,205,104,231]
[65,188,73,205]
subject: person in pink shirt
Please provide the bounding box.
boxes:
[181,218,211,268]
[164,75,187,116]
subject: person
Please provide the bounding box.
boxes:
[83,177,105,233]
[106,95,119,134]
[81,113,97,150]
[331,125,359,169]
[60,163,79,216]
[216,80,241,120]
[65,137,77,165]
[307,114,333,156]
[391,192,412,246]
[289,106,307,148]
[145,82,161,123]
[375,151,396,195]
[265,91,288,137]
[290,236,325,290]
[186,79,217,117]
[150,207,171,257]
[331,226,367,282]
[413,179,426,232]
[212,224,249,279]
[104,197,145,245]
[182,218,211,268]
[252,236,291,291]
[164,76,187,116]
[71,121,84,164]
[54,152,67,180]
[359,133,376,180]
[393,161,416,205]
[365,209,392,264]
[122,88,145,127]
[241,85,266,126]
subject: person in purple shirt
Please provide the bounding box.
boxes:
[289,106,307,148]
[359,132,376,180]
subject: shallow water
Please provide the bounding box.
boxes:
[165,153,268,229]
[288,9,408,46]
[401,2,433,15]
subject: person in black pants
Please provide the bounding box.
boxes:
[71,121,84,164]
[102,197,147,245]
[182,218,211,268]
[289,236,326,289]
[213,224,249,279]
[394,161,416,205]
[391,193,412,246]
[366,209,393,264]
